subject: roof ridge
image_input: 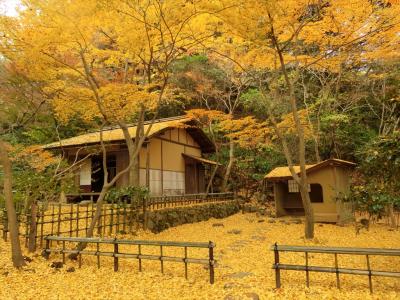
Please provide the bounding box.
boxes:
[87,115,189,133]
[264,158,356,180]
[43,116,196,150]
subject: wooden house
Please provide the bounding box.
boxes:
[264,159,356,223]
[44,117,220,196]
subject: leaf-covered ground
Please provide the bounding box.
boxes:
[0,213,399,300]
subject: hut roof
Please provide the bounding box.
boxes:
[264,159,356,181]
[44,116,215,152]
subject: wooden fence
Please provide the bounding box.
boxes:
[146,192,234,210]
[65,192,234,210]
[272,243,400,293]
[1,193,234,247]
[43,236,216,284]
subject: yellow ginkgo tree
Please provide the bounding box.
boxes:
[0,0,218,240]
[211,0,400,238]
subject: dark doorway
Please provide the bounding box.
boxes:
[91,156,104,193]
[184,162,205,194]
[91,155,117,193]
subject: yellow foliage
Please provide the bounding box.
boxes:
[186,109,230,126]
[0,213,399,299]
[277,109,315,141]
[221,116,272,148]
[213,0,400,72]
[14,145,59,172]
[0,0,216,125]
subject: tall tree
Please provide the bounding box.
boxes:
[213,0,400,238]
[0,140,25,268]
[0,0,219,239]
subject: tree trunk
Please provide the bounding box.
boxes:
[299,181,315,238]
[0,141,26,268]
[388,203,396,229]
[85,187,109,238]
[119,109,145,187]
[129,153,140,186]
[222,139,234,192]
[28,201,38,253]
[206,165,218,195]
[131,113,145,186]
[267,11,315,239]
[70,185,110,258]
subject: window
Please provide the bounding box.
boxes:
[288,180,311,193]
[288,180,299,193]
[149,169,162,196]
[79,159,91,186]
[163,170,185,195]
[309,184,323,203]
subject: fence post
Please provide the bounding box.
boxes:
[305,251,310,287]
[143,197,148,230]
[57,203,61,237]
[62,240,66,264]
[85,203,89,235]
[24,213,29,247]
[76,204,80,237]
[40,208,45,248]
[114,238,119,272]
[96,242,101,269]
[208,241,215,284]
[123,199,127,233]
[50,205,55,236]
[334,253,340,289]
[116,199,120,233]
[110,198,114,235]
[274,243,281,288]
[43,237,50,260]
[69,204,73,237]
[184,246,188,279]
[138,244,142,271]
[102,205,107,236]
[160,245,164,274]
[366,255,373,293]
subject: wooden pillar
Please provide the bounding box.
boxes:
[160,140,164,196]
[146,142,150,189]
[194,162,198,194]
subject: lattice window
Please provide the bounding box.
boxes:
[163,170,185,195]
[288,180,311,193]
[149,169,162,196]
[79,159,91,186]
[288,180,299,193]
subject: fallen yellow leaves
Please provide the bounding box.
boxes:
[0,213,399,299]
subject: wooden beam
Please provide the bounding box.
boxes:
[160,140,164,195]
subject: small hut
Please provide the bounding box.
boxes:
[264,159,356,223]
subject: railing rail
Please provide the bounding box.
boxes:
[43,236,216,284]
[272,243,400,293]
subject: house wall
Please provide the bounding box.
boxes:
[113,128,202,196]
[66,127,205,196]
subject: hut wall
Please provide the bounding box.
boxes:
[274,182,288,217]
[307,166,339,222]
